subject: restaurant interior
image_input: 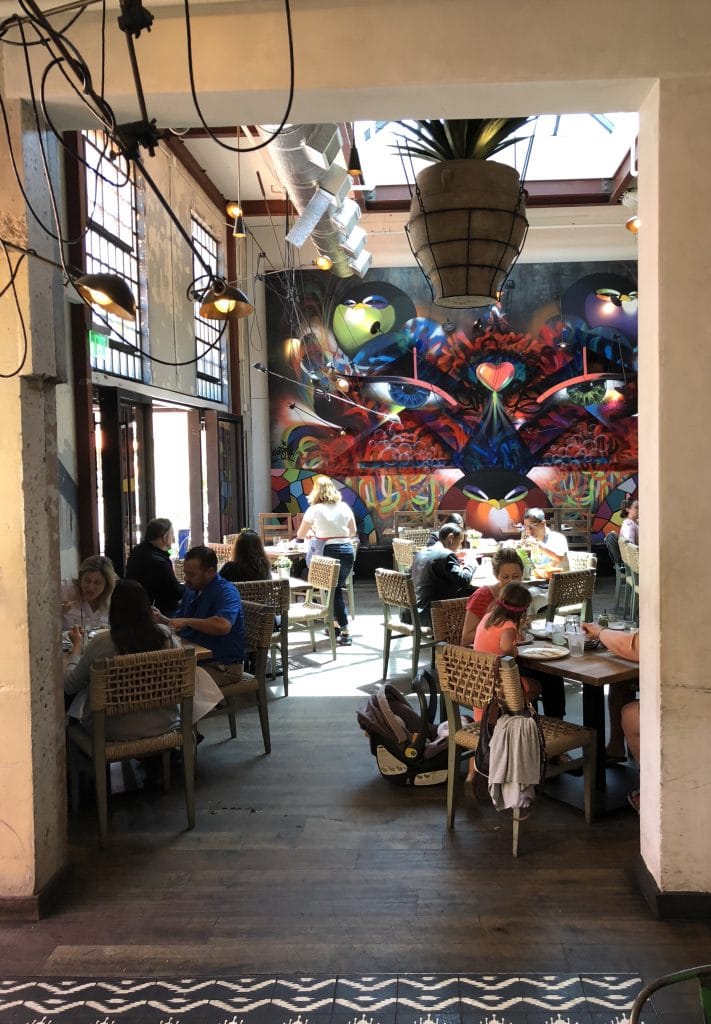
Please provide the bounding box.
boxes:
[0,0,710,1020]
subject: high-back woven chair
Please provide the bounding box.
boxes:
[544,568,596,622]
[172,558,185,583]
[624,540,640,622]
[202,599,274,753]
[567,550,598,572]
[430,596,469,645]
[223,533,239,547]
[436,644,596,856]
[605,531,626,611]
[258,512,293,545]
[66,647,197,845]
[399,526,432,548]
[235,578,291,695]
[206,542,231,568]
[392,537,415,572]
[288,555,340,659]
[374,568,434,680]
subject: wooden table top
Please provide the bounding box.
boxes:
[517,645,639,686]
[178,638,212,662]
[265,543,307,561]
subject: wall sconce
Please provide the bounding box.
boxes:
[625,215,640,235]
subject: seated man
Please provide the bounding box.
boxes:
[583,621,640,811]
[126,517,184,616]
[412,522,475,625]
[156,545,245,688]
[427,512,465,547]
[521,507,569,578]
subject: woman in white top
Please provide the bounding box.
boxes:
[297,475,357,645]
[61,555,118,632]
[619,499,639,544]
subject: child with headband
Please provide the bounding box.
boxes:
[466,582,534,788]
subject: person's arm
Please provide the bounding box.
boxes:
[499,626,518,657]
[444,552,474,584]
[170,614,232,635]
[583,623,639,661]
[461,609,481,647]
[345,506,357,539]
[297,508,314,540]
[63,635,101,694]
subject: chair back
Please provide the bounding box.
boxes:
[307,555,340,592]
[375,567,417,610]
[558,505,592,550]
[435,643,500,712]
[546,569,596,620]
[258,512,293,545]
[207,542,231,568]
[498,654,526,713]
[618,535,631,568]
[242,599,279,669]
[605,530,623,568]
[236,577,290,615]
[625,541,640,575]
[430,597,469,645]
[89,647,196,716]
[392,537,415,572]
[567,550,598,572]
[172,558,185,582]
[393,510,431,532]
[399,526,431,548]
[223,533,239,547]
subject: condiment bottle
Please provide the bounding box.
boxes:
[598,608,609,628]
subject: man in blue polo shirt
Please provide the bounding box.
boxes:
[164,544,245,687]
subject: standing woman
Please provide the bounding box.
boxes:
[221,529,271,583]
[297,475,357,646]
[61,555,118,632]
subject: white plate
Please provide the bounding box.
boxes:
[519,644,569,660]
[606,621,626,630]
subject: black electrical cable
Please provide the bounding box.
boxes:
[182,0,294,153]
[0,248,27,301]
[0,3,88,44]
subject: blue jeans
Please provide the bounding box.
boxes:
[323,542,355,629]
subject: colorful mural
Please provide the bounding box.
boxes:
[264,262,638,543]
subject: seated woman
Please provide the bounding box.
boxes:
[64,579,221,740]
[461,547,524,646]
[61,555,118,632]
[221,529,271,583]
[619,498,639,544]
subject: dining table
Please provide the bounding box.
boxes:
[264,542,307,562]
[178,637,213,662]
[517,640,639,792]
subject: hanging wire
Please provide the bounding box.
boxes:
[182,0,294,154]
[0,240,29,377]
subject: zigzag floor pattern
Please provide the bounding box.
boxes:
[0,974,669,1024]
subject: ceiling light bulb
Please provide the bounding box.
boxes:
[313,255,333,271]
[214,296,237,314]
[226,201,243,219]
[87,287,113,307]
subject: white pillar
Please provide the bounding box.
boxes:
[0,100,67,914]
[638,74,711,906]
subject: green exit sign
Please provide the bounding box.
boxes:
[88,329,109,360]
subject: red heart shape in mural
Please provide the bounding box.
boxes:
[476,361,515,392]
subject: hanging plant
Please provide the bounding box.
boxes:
[393,117,532,163]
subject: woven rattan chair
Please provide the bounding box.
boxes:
[201,599,274,752]
[399,526,432,548]
[172,558,185,583]
[436,644,596,856]
[392,537,416,572]
[287,555,340,659]
[624,540,640,622]
[223,533,239,547]
[235,578,291,695]
[206,542,232,569]
[430,596,469,645]
[374,568,434,680]
[544,568,596,622]
[66,647,197,845]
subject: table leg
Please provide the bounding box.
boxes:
[582,683,607,790]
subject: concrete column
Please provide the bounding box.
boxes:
[0,100,67,914]
[638,75,711,906]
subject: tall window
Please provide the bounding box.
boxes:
[82,130,145,381]
[191,217,227,404]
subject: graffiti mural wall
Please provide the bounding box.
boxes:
[264,261,638,543]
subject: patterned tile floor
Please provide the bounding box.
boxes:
[0,975,670,1024]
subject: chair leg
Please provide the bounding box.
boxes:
[347,574,355,620]
[582,737,596,825]
[161,750,171,793]
[383,627,392,679]
[309,621,316,652]
[94,758,109,846]
[446,739,458,829]
[227,697,237,739]
[255,682,271,755]
[328,621,337,660]
[181,731,195,831]
[411,636,420,681]
[512,807,522,857]
[281,625,289,696]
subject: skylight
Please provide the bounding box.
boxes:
[354,113,638,186]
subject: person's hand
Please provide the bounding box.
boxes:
[171,617,186,632]
[582,622,602,639]
[68,625,83,653]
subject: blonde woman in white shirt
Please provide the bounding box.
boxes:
[297,475,357,646]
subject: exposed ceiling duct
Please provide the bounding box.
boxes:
[264,123,371,278]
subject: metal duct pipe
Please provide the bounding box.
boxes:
[265,124,363,278]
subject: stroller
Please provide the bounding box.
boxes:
[356,668,449,786]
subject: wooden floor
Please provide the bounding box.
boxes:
[3,577,709,1003]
